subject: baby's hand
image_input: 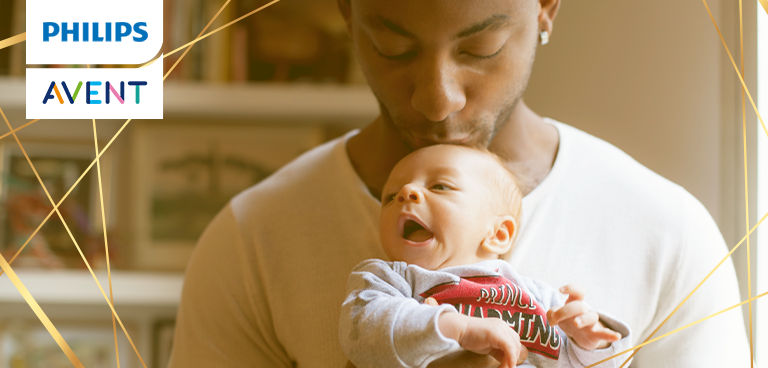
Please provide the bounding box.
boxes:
[546,285,622,351]
[426,297,528,368]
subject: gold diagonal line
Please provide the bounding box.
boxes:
[141,0,280,68]
[618,206,768,366]
[0,109,148,368]
[55,210,148,368]
[587,289,768,368]
[702,0,768,140]
[738,0,754,365]
[0,119,41,141]
[0,118,133,277]
[0,109,84,368]
[0,32,25,51]
[0,253,84,367]
[93,119,120,368]
[164,0,231,81]
[760,0,768,16]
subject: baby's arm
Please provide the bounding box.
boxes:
[341,260,528,368]
[340,259,461,368]
[546,285,622,350]
[531,280,632,368]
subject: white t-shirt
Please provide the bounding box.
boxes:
[168,119,749,367]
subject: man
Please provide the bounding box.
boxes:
[168,0,750,367]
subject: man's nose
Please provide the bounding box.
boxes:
[411,57,466,122]
[397,185,423,204]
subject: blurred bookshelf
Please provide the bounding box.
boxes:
[0,270,182,306]
[0,0,375,366]
[0,0,379,368]
[0,77,379,124]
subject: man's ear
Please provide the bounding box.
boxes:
[481,216,517,257]
[538,0,561,36]
[337,0,353,36]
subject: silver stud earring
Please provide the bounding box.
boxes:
[539,31,549,46]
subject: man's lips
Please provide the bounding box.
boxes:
[412,136,472,147]
[398,213,434,244]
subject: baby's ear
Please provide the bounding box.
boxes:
[482,216,517,256]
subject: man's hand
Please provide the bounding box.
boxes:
[425,297,527,368]
[546,285,622,351]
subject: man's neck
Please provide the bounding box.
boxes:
[346,101,559,199]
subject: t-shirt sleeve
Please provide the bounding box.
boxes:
[167,204,291,367]
[339,260,461,368]
[630,196,751,367]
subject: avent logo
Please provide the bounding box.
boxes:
[26,50,163,119]
[42,81,149,105]
[27,0,162,64]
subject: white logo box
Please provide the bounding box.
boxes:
[26,0,163,65]
[26,59,163,119]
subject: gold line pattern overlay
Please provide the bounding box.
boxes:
[0,32,25,51]
[0,0,765,366]
[737,0,755,365]
[615,2,768,366]
[93,118,120,368]
[0,0,279,366]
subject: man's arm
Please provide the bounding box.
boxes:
[631,197,751,366]
[168,204,291,367]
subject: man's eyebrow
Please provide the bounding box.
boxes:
[368,15,415,38]
[456,14,509,39]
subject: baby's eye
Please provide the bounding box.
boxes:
[431,184,450,191]
[383,193,397,203]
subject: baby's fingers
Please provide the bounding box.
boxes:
[559,284,585,304]
[424,297,439,306]
[589,325,622,342]
[547,300,588,325]
[573,311,599,329]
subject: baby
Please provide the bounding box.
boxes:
[340,145,632,368]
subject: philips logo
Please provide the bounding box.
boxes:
[27,0,163,64]
[43,22,149,42]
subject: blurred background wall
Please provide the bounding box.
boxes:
[524,0,759,338]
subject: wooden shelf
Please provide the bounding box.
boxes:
[0,269,184,307]
[0,77,379,124]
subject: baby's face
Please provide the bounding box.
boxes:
[380,145,508,270]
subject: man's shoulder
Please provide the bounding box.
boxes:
[553,121,709,226]
[229,134,360,218]
[558,121,695,200]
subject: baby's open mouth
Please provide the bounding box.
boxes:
[402,219,434,243]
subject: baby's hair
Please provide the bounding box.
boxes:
[473,149,523,261]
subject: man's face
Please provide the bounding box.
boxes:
[345,0,541,149]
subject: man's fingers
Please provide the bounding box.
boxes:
[517,346,528,364]
[490,349,514,368]
[560,284,585,304]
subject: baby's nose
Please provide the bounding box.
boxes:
[398,185,423,203]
